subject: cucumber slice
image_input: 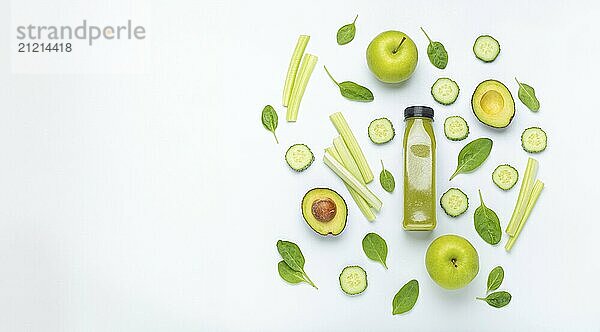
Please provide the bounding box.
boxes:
[339,266,367,295]
[368,118,395,144]
[444,116,469,141]
[492,164,519,190]
[521,127,547,153]
[431,78,460,105]
[440,188,469,217]
[285,144,314,171]
[473,35,500,62]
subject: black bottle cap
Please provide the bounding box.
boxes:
[404,106,434,120]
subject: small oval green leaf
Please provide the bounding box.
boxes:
[421,27,448,69]
[392,279,419,315]
[477,291,512,308]
[379,160,395,193]
[261,105,279,144]
[324,66,374,102]
[338,81,374,101]
[362,233,388,269]
[474,190,502,245]
[487,266,504,292]
[276,240,305,272]
[450,137,493,180]
[278,260,305,284]
[336,15,357,45]
[515,78,540,111]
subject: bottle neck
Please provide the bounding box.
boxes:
[405,116,433,122]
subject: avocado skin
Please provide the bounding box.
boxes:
[301,188,348,236]
[471,79,515,128]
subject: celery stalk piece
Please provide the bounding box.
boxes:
[282,35,310,107]
[505,180,544,252]
[286,54,318,122]
[333,136,363,184]
[329,112,374,183]
[331,138,381,211]
[506,158,538,235]
[324,151,382,211]
[326,146,376,221]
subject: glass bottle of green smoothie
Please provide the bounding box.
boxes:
[402,106,436,231]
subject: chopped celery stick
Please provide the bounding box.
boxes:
[506,158,538,235]
[324,152,382,211]
[287,54,318,122]
[333,136,363,184]
[331,138,377,221]
[330,112,374,183]
[326,146,376,221]
[282,35,310,107]
[505,180,544,252]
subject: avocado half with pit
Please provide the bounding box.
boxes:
[471,80,515,128]
[301,188,348,236]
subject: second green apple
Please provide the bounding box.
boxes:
[425,234,479,290]
[366,31,418,83]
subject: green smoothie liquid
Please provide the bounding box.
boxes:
[403,117,436,231]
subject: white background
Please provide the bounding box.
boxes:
[1,0,600,331]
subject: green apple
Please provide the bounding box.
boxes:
[425,234,479,290]
[366,31,418,83]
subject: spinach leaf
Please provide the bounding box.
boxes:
[324,66,374,102]
[261,105,279,144]
[515,77,540,111]
[474,190,502,245]
[276,240,305,271]
[276,240,317,289]
[486,266,504,292]
[392,279,419,315]
[477,291,512,308]
[379,160,395,193]
[336,15,358,45]
[278,260,305,284]
[421,27,448,69]
[449,137,492,180]
[362,232,388,269]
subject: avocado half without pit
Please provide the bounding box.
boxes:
[471,80,515,128]
[302,188,348,236]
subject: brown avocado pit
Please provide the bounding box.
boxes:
[301,188,348,236]
[311,198,337,222]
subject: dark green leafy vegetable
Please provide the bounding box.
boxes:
[362,232,388,269]
[278,260,305,284]
[262,105,279,144]
[379,160,395,193]
[474,190,502,245]
[486,266,504,292]
[477,291,512,308]
[449,138,493,180]
[276,240,317,288]
[324,66,374,102]
[392,279,419,315]
[277,240,305,271]
[421,27,448,69]
[515,77,540,111]
[336,15,358,45]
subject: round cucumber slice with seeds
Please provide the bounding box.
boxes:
[339,266,367,295]
[431,78,460,105]
[285,144,314,171]
[368,118,395,144]
[444,116,469,141]
[440,188,469,217]
[473,35,500,62]
[521,127,547,153]
[492,164,519,190]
